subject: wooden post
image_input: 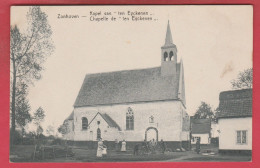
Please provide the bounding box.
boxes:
[66,145,68,159]
[52,147,55,159]
[33,145,37,161]
[42,146,45,160]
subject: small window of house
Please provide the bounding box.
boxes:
[237,130,247,144]
[82,117,88,130]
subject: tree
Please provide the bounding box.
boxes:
[58,121,69,136]
[11,82,32,135]
[194,102,216,122]
[33,107,45,137]
[231,68,253,89]
[46,125,55,137]
[36,125,44,136]
[10,6,54,145]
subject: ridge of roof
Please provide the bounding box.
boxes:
[83,66,161,78]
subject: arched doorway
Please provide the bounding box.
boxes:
[145,127,158,142]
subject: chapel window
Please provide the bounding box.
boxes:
[169,51,174,61]
[97,128,101,140]
[126,107,134,130]
[164,52,168,61]
[82,117,88,130]
[237,130,247,144]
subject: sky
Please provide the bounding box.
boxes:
[11,5,253,134]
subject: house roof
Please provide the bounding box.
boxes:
[191,118,211,134]
[88,112,121,131]
[74,66,181,107]
[217,89,252,118]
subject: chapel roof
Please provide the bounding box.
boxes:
[191,118,211,134]
[74,65,181,107]
[217,89,252,118]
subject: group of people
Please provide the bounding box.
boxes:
[96,138,127,158]
[96,138,201,158]
[134,139,167,155]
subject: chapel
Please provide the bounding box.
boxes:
[63,21,190,150]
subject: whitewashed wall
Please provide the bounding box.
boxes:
[211,122,219,138]
[218,117,252,150]
[191,134,209,144]
[72,100,188,141]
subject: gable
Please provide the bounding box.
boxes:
[74,66,182,107]
[191,119,211,134]
[88,112,121,131]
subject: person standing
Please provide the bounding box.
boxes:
[115,139,119,151]
[151,139,156,154]
[160,139,166,154]
[121,140,126,152]
[102,144,107,157]
[96,138,103,158]
[133,144,139,155]
[142,139,149,154]
[195,138,201,154]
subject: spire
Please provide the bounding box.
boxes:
[164,20,173,46]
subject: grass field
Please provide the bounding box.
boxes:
[10,145,251,162]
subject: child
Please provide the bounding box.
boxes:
[102,145,107,157]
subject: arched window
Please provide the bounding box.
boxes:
[126,107,134,130]
[164,52,168,61]
[82,117,88,130]
[97,128,101,139]
[169,51,174,61]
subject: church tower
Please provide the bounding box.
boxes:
[161,21,177,76]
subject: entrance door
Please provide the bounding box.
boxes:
[146,129,157,141]
[145,127,158,142]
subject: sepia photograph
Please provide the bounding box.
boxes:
[10,5,252,162]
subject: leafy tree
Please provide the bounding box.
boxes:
[58,121,69,136]
[11,82,32,133]
[10,6,54,145]
[46,125,55,137]
[33,107,45,125]
[33,107,45,137]
[194,101,216,122]
[231,68,253,89]
[36,125,44,136]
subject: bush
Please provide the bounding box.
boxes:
[11,130,23,145]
